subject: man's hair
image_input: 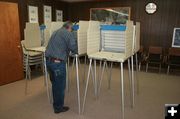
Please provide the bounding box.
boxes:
[63,21,73,29]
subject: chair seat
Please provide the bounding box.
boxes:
[24,52,43,57]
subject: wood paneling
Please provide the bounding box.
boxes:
[67,0,180,51]
[0,0,179,52]
[0,0,69,40]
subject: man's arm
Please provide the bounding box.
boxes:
[67,32,78,54]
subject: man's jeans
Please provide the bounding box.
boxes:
[46,59,66,112]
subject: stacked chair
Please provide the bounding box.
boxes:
[21,40,43,80]
[23,23,43,80]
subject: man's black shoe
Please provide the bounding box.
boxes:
[54,106,70,114]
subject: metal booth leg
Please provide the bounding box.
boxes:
[128,58,132,103]
[94,60,97,97]
[98,61,106,96]
[78,57,83,82]
[105,61,111,89]
[120,62,125,119]
[75,55,81,114]
[131,56,135,108]
[43,53,51,103]
[108,62,113,90]
[135,53,139,94]
[83,56,87,83]
[66,56,69,92]
[82,58,93,113]
[98,60,102,82]
[71,57,75,81]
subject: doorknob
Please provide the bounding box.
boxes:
[17,45,21,48]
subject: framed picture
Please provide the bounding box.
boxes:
[56,10,63,21]
[28,5,38,23]
[90,7,131,25]
[43,5,52,24]
[172,28,180,48]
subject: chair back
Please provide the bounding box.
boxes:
[148,46,162,55]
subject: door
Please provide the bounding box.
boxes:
[0,2,23,85]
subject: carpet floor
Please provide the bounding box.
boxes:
[0,65,180,119]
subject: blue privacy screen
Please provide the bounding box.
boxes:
[72,25,79,31]
[100,25,126,31]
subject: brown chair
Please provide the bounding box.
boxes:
[167,48,180,74]
[146,46,163,73]
[138,46,146,71]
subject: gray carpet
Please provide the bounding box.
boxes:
[0,66,180,119]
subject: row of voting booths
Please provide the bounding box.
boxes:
[22,20,140,119]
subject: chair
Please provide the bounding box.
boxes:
[138,46,146,71]
[167,48,180,74]
[146,46,163,73]
[21,40,43,79]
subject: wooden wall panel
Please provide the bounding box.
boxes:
[0,0,68,40]
[67,0,180,51]
[0,0,179,51]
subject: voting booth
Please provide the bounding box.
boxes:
[66,21,89,114]
[44,22,64,46]
[82,20,137,119]
[86,20,134,62]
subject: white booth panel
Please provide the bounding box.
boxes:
[135,22,140,53]
[77,21,89,55]
[87,21,101,55]
[124,20,134,58]
[44,22,64,46]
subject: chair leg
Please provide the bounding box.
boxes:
[146,63,149,72]
[139,62,141,71]
[159,63,161,73]
[167,65,170,75]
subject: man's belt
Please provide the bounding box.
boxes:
[46,57,63,63]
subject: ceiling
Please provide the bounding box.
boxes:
[59,0,112,3]
[60,0,94,2]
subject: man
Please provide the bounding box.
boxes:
[45,21,78,113]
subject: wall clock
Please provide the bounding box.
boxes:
[145,3,157,14]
